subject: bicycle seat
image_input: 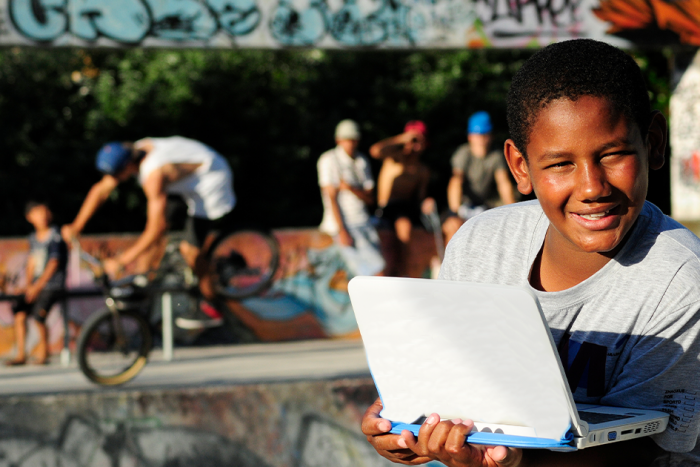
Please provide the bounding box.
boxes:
[109,274,149,299]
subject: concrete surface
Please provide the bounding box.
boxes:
[0,339,370,396]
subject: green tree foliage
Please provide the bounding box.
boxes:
[0,47,671,236]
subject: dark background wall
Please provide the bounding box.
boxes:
[0,47,672,236]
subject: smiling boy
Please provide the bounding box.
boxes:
[361,39,700,466]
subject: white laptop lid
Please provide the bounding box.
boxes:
[348,276,581,442]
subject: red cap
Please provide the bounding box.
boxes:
[404,120,427,136]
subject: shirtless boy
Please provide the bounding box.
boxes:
[370,121,433,276]
[62,136,236,329]
[362,39,700,466]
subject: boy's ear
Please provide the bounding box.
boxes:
[504,139,533,195]
[646,110,667,171]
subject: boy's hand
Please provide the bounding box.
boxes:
[402,131,427,155]
[61,224,78,244]
[401,414,523,467]
[421,197,436,215]
[361,398,432,465]
[25,283,41,303]
[339,180,351,191]
[338,229,354,247]
[103,258,123,277]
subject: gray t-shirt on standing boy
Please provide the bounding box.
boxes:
[439,200,700,466]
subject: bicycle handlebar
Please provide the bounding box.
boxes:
[72,240,109,289]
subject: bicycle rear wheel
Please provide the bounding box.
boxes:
[77,307,152,386]
[208,229,280,299]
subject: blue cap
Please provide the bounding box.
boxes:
[96,142,131,175]
[467,111,492,134]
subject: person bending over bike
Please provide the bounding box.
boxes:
[62,136,236,330]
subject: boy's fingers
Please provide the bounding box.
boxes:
[485,446,523,467]
[369,433,408,451]
[436,420,476,463]
[361,398,392,435]
[368,432,432,465]
[410,413,447,456]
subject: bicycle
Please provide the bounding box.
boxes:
[75,227,280,386]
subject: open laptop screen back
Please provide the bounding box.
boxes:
[349,276,573,442]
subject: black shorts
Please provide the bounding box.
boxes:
[13,289,63,323]
[375,200,422,227]
[182,212,234,249]
[166,197,233,249]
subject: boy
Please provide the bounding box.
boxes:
[442,111,516,245]
[318,119,385,276]
[361,39,700,466]
[62,136,236,329]
[8,201,67,365]
[370,121,433,276]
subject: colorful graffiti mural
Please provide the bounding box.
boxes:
[0,227,436,358]
[594,0,700,45]
[1,0,698,48]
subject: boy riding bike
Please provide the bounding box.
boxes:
[62,136,236,330]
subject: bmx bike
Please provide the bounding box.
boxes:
[75,227,280,386]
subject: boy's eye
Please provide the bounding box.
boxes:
[546,161,571,169]
[604,150,636,158]
[600,150,637,162]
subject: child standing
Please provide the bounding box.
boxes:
[8,201,67,365]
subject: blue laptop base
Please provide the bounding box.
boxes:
[389,422,578,451]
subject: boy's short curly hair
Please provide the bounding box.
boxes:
[507,39,651,159]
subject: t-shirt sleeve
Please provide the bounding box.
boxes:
[451,145,469,171]
[317,153,339,188]
[601,291,700,453]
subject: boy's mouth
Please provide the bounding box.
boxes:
[573,205,621,225]
[579,211,609,221]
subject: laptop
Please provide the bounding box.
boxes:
[348,276,669,451]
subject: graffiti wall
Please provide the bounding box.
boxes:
[0,227,436,357]
[1,0,699,48]
[0,377,444,467]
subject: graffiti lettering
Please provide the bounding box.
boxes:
[270,0,329,45]
[9,0,67,41]
[9,0,261,43]
[71,0,150,42]
[475,0,583,39]
[149,0,218,41]
[7,0,473,46]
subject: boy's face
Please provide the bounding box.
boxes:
[468,133,492,157]
[504,96,666,256]
[337,138,359,157]
[26,205,52,230]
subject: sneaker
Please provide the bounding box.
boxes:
[175,300,224,330]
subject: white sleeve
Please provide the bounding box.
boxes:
[359,156,375,190]
[317,153,339,188]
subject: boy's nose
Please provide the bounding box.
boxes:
[576,163,611,201]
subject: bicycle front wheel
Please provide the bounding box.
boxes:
[208,229,280,299]
[77,307,152,386]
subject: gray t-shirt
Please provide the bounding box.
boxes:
[28,226,67,290]
[450,144,506,208]
[439,200,700,465]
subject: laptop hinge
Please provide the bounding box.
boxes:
[577,420,589,437]
[561,382,588,437]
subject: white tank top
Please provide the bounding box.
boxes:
[137,136,236,219]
